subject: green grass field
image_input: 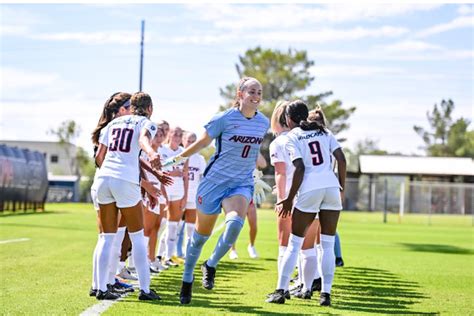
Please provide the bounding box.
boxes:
[1,203,473,315]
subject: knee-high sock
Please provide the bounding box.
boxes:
[108,227,126,285]
[144,236,150,262]
[320,234,336,294]
[176,220,185,257]
[165,221,179,260]
[277,234,304,290]
[334,232,342,258]
[157,218,167,258]
[184,223,195,256]
[301,248,317,291]
[129,229,151,293]
[278,246,287,274]
[314,246,321,279]
[297,252,303,284]
[97,233,115,292]
[207,215,244,268]
[92,234,100,289]
[182,231,209,283]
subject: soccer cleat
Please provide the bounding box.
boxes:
[96,289,121,300]
[265,289,286,304]
[229,249,239,260]
[180,278,194,305]
[311,278,322,292]
[294,289,312,299]
[117,267,138,281]
[171,255,185,264]
[289,283,303,295]
[151,260,168,272]
[320,292,331,306]
[266,290,290,300]
[150,265,161,274]
[89,288,97,297]
[247,245,259,259]
[107,283,126,295]
[164,259,179,267]
[113,279,135,293]
[138,289,162,301]
[335,257,344,267]
[201,260,216,290]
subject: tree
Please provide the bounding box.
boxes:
[49,120,82,175]
[414,99,473,157]
[219,46,357,174]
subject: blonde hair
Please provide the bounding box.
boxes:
[308,104,327,127]
[270,100,290,134]
[233,76,261,107]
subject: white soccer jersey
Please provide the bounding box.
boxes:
[97,115,157,185]
[286,127,341,194]
[269,131,295,197]
[159,144,185,192]
[187,153,207,196]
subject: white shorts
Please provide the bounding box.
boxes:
[158,195,166,205]
[167,183,184,201]
[294,187,342,213]
[91,186,99,211]
[95,176,141,208]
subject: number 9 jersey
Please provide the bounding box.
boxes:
[285,127,341,194]
[97,115,157,185]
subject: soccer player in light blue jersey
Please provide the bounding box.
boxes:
[163,77,269,304]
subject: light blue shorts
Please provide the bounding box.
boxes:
[195,179,254,215]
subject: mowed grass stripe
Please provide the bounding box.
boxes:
[1,204,473,315]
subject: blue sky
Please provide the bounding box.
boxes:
[1,3,472,155]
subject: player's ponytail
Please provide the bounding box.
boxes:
[91,92,131,145]
[131,92,152,117]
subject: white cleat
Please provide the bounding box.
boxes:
[151,260,168,272]
[247,245,259,259]
[117,267,138,281]
[229,249,239,260]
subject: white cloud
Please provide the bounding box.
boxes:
[31,31,142,45]
[1,67,60,91]
[416,15,474,38]
[315,48,473,61]
[186,3,441,30]
[313,65,404,77]
[457,4,474,15]
[381,40,441,52]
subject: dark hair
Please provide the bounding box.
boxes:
[91,92,131,145]
[287,100,327,133]
[131,92,152,117]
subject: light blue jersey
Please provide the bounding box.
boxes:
[203,107,269,187]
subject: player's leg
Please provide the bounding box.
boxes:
[184,207,197,257]
[247,201,258,258]
[334,232,344,267]
[164,199,184,266]
[295,219,318,299]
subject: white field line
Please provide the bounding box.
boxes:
[0,238,30,244]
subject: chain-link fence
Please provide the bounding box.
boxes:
[261,175,474,215]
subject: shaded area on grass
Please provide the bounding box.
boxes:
[333,267,436,315]
[0,210,64,217]
[399,243,474,255]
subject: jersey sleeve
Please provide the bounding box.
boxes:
[204,111,226,139]
[269,139,284,165]
[286,134,302,162]
[328,131,341,153]
[141,119,157,139]
[99,125,109,146]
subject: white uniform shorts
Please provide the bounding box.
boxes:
[158,195,166,205]
[167,182,184,202]
[95,176,141,208]
[185,191,197,209]
[294,187,342,213]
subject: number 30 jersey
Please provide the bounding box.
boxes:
[203,108,269,187]
[97,115,157,185]
[285,127,341,194]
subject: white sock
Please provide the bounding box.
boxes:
[185,223,195,255]
[97,233,115,292]
[277,246,287,273]
[128,252,135,269]
[129,229,151,293]
[108,227,126,285]
[297,252,303,284]
[320,234,336,294]
[314,246,321,279]
[157,218,167,258]
[118,261,125,274]
[301,248,317,292]
[92,234,100,289]
[277,234,304,290]
[165,221,179,260]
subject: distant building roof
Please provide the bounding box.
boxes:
[359,155,474,176]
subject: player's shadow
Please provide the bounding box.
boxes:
[332,267,436,315]
[0,210,62,217]
[399,243,474,255]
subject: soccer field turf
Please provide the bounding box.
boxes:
[1,204,473,315]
